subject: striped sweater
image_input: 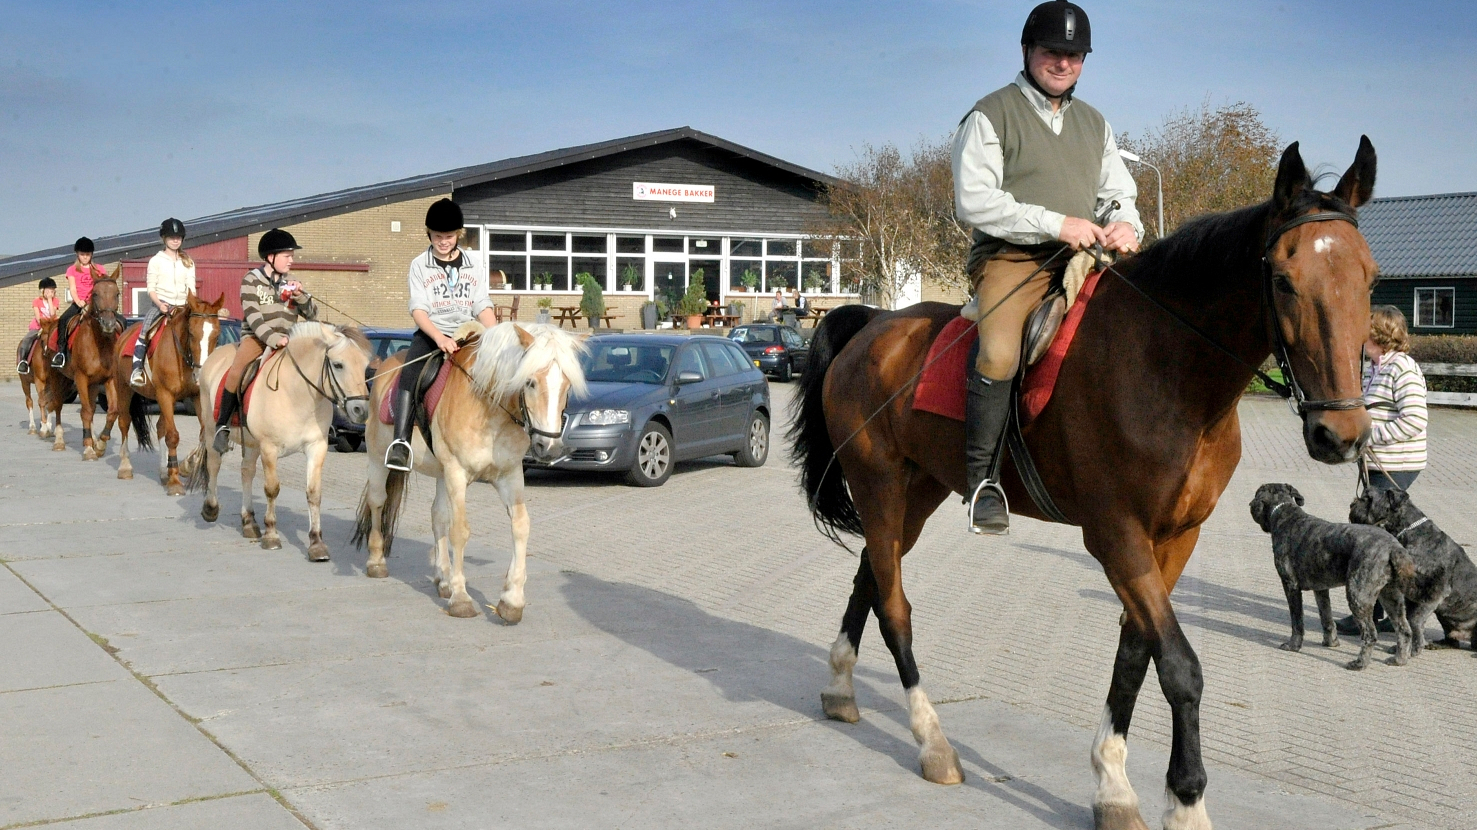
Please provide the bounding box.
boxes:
[241,267,317,345]
[1363,351,1427,471]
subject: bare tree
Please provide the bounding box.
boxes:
[1118,100,1282,244]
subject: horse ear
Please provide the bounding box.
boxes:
[512,324,536,349]
[1273,141,1309,212]
[1332,135,1376,208]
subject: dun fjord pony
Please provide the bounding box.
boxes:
[190,322,372,558]
[791,139,1378,830]
[354,322,586,620]
[19,318,59,438]
[106,292,226,494]
[42,274,123,459]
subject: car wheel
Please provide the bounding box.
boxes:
[777,359,792,383]
[626,422,673,487]
[733,411,769,468]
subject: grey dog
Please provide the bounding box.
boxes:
[1250,483,1415,669]
[1349,487,1477,651]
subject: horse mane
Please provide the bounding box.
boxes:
[468,322,588,401]
[285,321,372,357]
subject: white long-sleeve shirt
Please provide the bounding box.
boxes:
[145,251,197,306]
[952,73,1143,245]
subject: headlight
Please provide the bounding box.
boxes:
[584,409,631,425]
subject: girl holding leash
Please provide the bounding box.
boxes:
[130,219,197,388]
[50,237,107,369]
[210,229,318,454]
[1362,304,1428,491]
[384,198,497,472]
[16,277,59,375]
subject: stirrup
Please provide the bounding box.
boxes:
[129,367,146,388]
[385,439,414,472]
[51,352,66,368]
[212,425,233,455]
[16,361,29,375]
[967,480,1010,536]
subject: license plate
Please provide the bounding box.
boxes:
[753,360,761,367]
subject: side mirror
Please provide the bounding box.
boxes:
[675,370,703,385]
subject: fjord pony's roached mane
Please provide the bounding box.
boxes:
[285,321,372,357]
[468,322,588,401]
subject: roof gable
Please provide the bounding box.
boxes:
[1360,191,1477,278]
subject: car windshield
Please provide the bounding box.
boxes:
[729,327,777,344]
[372,337,412,361]
[581,343,675,384]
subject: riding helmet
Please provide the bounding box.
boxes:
[38,277,56,290]
[258,228,301,259]
[424,198,464,233]
[1021,1,1092,54]
[73,237,95,254]
[159,217,187,239]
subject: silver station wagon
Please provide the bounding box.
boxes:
[526,333,771,486]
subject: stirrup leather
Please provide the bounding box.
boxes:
[967,479,1009,535]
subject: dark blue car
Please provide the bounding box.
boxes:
[330,327,415,452]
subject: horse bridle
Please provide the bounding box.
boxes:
[169,308,221,371]
[515,388,568,440]
[281,340,370,417]
[1261,211,1366,416]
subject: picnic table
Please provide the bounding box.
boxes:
[553,305,582,328]
[704,313,740,327]
[805,306,831,327]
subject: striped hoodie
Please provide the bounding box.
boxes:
[241,267,318,345]
[1363,350,1427,471]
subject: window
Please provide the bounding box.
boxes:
[766,261,797,292]
[616,236,646,254]
[700,342,743,377]
[689,237,719,254]
[1415,287,1455,328]
[531,256,569,291]
[652,236,684,253]
[489,233,526,251]
[532,233,566,251]
[462,227,482,252]
[490,255,527,290]
[616,257,645,291]
[781,328,804,349]
[572,235,607,254]
[674,345,707,379]
[572,258,607,291]
[766,239,796,257]
[730,238,762,257]
[581,343,673,383]
[731,260,762,290]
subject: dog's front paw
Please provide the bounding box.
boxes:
[1388,653,1408,666]
[1426,638,1458,650]
[1344,658,1368,671]
[1323,636,1341,648]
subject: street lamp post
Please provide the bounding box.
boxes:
[1117,148,1163,241]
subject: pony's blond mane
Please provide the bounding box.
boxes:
[468,322,588,401]
[286,321,371,358]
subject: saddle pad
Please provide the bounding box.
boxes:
[912,269,1104,424]
[120,321,168,360]
[45,323,81,353]
[377,359,455,426]
[212,351,277,427]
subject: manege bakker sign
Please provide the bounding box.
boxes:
[632,182,715,203]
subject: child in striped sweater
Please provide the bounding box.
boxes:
[1363,305,1427,490]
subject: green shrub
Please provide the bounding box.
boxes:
[575,272,605,319]
[674,269,711,317]
[1409,335,1477,365]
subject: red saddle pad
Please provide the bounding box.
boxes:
[377,358,455,426]
[120,321,168,360]
[913,269,1104,424]
[212,351,279,427]
[45,323,81,353]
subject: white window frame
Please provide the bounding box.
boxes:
[1414,286,1456,328]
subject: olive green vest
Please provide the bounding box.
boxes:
[964,84,1105,271]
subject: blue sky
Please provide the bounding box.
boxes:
[1,0,1472,255]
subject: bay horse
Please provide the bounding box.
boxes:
[189,322,372,558]
[42,274,123,460]
[19,318,59,438]
[105,292,226,494]
[353,321,586,620]
[791,139,1378,830]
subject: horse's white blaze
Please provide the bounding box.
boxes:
[906,686,945,747]
[1162,787,1212,830]
[1313,236,1334,254]
[823,633,857,701]
[199,320,214,364]
[1091,705,1139,810]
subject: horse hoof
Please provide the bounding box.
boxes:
[166,484,184,496]
[261,536,282,551]
[26,428,36,435]
[82,448,98,461]
[447,598,479,618]
[117,469,133,480]
[51,443,65,452]
[821,692,861,723]
[201,502,219,523]
[308,543,331,562]
[242,519,260,540]
[437,582,453,600]
[1093,803,1151,830]
[495,600,524,625]
[366,562,388,579]
[919,742,964,785]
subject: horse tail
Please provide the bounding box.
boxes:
[352,468,409,557]
[182,445,208,493]
[788,304,882,546]
[129,393,155,452]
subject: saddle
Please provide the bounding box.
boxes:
[45,315,82,354]
[122,314,173,387]
[376,351,455,450]
[211,349,278,428]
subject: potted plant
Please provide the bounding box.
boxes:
[535,296,553,324]
[740,267,760,293]
[806,273,826,294]
[675,270,711,330]
[730,300,745,323]
[576,272,605,329]
[620,264,639,293]
[536,272,554,291]
[640,300,659,330]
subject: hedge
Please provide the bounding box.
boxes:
[1247,337,1477,395]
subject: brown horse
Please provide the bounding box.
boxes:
[42,274,123,459]
[19,318,59,438]
[791,139,1378,830]
[105,292,226,494]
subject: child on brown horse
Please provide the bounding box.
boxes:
[16,277,59,375]
[130,219,196,388]
[50,237,108,369]
[211,228,319,454]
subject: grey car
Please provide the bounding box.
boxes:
[526,334,771,486]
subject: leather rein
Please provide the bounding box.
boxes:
[441,335,567,441]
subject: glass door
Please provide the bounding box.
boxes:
[650,257,687,315]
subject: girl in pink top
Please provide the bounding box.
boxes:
[51,237,107,369]
[17,278,59,374]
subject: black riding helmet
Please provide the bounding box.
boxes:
[159,217,186,239]
[258,228,301,260]
[425,198,464,233]
[1021,1,1092,54]
[39,277,56,290]
[73,237,95,254]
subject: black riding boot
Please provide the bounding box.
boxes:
[965,371,1014,535]
[213,390,238,454]
[50,335,67,369]
[385,390,416,472]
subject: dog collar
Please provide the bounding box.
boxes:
[1268,501,1292,520]
[1397,516,1430,539]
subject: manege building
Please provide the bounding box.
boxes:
[0,128,857,377]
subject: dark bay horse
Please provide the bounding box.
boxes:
[105,292,226,494]
[791,139,1378,830]
[42,273,123,459]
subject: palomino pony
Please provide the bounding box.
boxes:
[106,292,226,494]
[353,321,586,620]
[19,318,59,438]
[190,322,372,558]
[42,274,123,459]
[791,139,1378,830]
